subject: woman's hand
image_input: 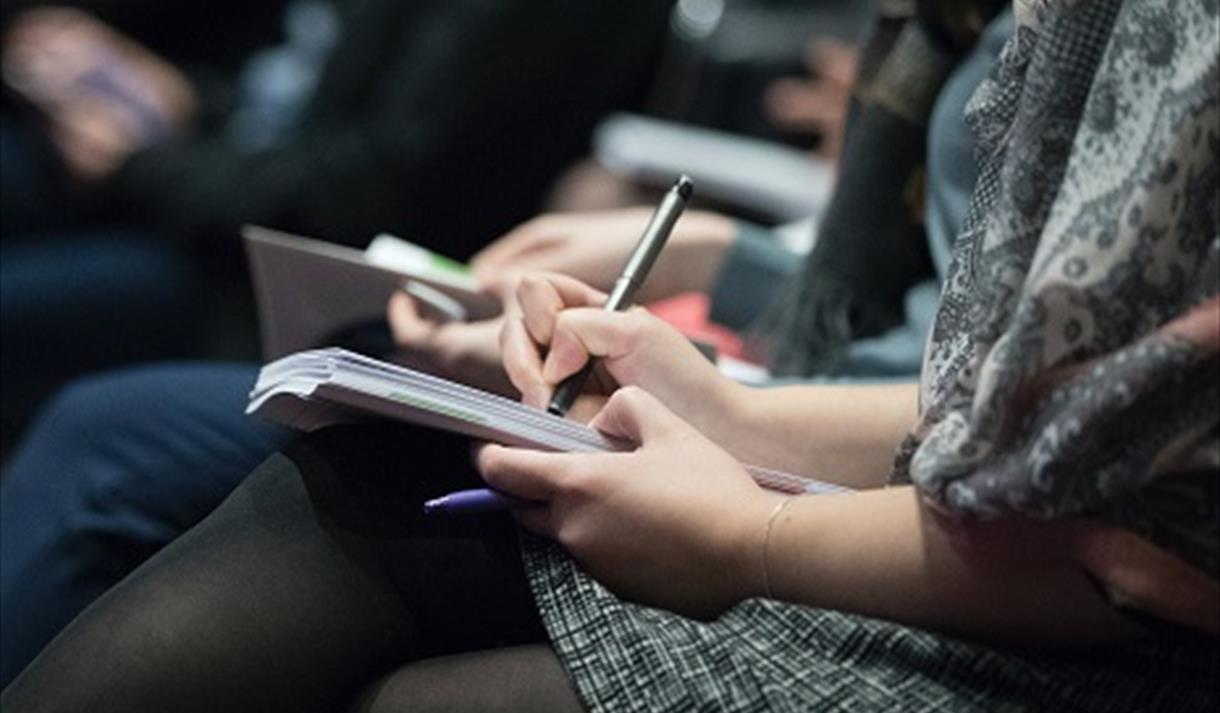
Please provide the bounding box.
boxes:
[471,209,734,304]
[478,387,779,618]
[764,37,857,160]
[386,290,513,396]
[499,272,744,432]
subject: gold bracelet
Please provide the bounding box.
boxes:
[761,496,797,599]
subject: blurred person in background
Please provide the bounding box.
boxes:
[0,0,674,448]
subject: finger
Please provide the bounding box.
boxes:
[386,290,435,347]
[541,307,650,384]
[811,39,857,85]
[49,112,120,181]
[474,235,565,277]
[516,274,565,348]
[764,81,841,127]
[476,443,572,501]
[477,268,524,300]
[499,315,549,407]
[516,273,606,348]
[470,222,536,271]
[470,218,555,272]
[565,393,609,425]
[588,386,686,446]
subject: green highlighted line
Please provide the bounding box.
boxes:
[385,391,487,425]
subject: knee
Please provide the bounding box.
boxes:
[5,363,273,536]
[4,367,201,508]
[13,369,157,478]
[2,373,150,533]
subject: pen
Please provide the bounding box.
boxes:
[423,488,528,515]
[546,174,694,417]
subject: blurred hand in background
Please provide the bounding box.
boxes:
[763,37,857,160]
[3,7,195,181]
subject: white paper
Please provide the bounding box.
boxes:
[250,348,847,496]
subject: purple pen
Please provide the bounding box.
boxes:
[423,488,524,515]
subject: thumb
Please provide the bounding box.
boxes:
[588,386,686,446]
[386,289,436,346]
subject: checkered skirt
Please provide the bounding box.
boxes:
[524,538,1217,712]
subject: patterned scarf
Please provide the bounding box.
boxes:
[893,0,1219,627]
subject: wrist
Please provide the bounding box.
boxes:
[702,378,759,464]
[676,371,747,449]
[724,491,792,603]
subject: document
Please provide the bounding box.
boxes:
[249,348,846,496]
[243,226,499,359]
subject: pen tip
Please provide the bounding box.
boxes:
[422,498,441,513]
[675,175,694,200]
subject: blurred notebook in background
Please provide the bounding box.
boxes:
[594,113,834,224]
[243,226,499,359]
[248,347,843,495]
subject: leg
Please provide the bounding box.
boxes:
[0,232,204,445]
[1,423,560,712]
[0,364,289,686]
[349,645,583,713]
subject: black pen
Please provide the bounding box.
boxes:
[547,175,694,416]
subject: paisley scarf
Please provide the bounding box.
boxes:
[894,0,1219,631]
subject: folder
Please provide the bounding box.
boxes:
[243,226,499,359]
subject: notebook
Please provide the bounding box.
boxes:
[248,348,846,496]
[243,226,500,359]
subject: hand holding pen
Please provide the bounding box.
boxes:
[428,176,697,515]
[546,175,693,415]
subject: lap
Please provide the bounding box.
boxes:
[2,422,554,712]
[0,363,288,686]
[348,644,582,713]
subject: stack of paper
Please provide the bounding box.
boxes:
[249,348,845,496]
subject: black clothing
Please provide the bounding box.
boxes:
[4,0,672,257]
[1,422,583,712]
[109,1,673,258]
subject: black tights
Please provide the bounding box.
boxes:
[1,424,583,712]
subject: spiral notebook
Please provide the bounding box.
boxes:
[248,348,845,496]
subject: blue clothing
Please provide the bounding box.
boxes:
[0,118,205,447]
[0,232,204,443]
[0,364,288,687]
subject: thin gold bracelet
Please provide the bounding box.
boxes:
[761,496,797,599]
